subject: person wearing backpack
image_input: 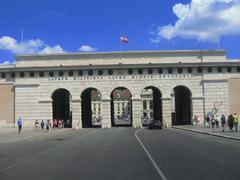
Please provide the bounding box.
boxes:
[41,120,45,131]
[17,117,22,134]
[211,116,216,132]
[233,113,238,132]
[221,114,226,132]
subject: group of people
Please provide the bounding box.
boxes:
[34,119,65,131]
[205,113,238,132]
[16,118,65,134]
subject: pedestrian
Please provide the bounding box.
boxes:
[58,119,62,128]
[215,115,219,128]
[46,120,50,132]
[233,113,238,132]
[50,119,53,129]
[195,115,200,126]
[34,119,39,131]
[211,116,215,132]
[17,117,22,134]
[53,119,57,128]
[205,115,210,128]
[221,114,226,132]
[41,120,45,131]
[61,119,64,128]
[191,115,195,126]
[227,114,234,132]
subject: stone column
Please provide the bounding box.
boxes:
[71,99,82,129]
[132,98,142,128]
[101,98,111,128]
[162,98,171,127]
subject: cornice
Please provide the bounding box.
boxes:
[0,61,240,72]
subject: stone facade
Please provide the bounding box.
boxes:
[0,50,239,128]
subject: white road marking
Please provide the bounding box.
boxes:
[0,129,72,144]
[135,128,168,180]
[0,129,97,172]
[0,158,31,172]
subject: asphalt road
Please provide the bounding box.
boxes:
[0,128,240,180]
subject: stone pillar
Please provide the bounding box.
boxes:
[162,98,171,127]
[132,98,142,128]
[71,99,82,129]
[101,98,111,128]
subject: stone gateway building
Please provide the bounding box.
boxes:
[0,50,240,128]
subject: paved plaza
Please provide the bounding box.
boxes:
[0,127,240,180]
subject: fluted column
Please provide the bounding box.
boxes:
[71,99,82,129]
[132,98,142,128]
[101,98,111,128]
[162,97,171,127]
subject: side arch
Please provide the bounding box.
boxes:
[172,85,192,125]
[140,86,163,125]
[81,87,102,128]
[51,88,72,128]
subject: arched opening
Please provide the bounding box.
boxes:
[52,89,72,128]
[110,87,132,127]
[81,88,102,128]
[140,86,162,125]
[172,86,192,125]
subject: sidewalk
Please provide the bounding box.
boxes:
[172,125,240,140]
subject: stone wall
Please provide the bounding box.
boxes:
[0,83,14,126]
[228,78,240,114]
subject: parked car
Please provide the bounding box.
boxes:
[148,120,163,129]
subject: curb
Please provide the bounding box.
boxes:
[171,126,240,141]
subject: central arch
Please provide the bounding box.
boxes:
[110,87,132,127]
[81,88,102,128]
[172,86,192,125]
[141,86,162,125]
[52,88,72,128]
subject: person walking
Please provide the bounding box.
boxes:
[228,114,234,132]
[41,120,45,131]
[205,115,210,128]
[17,117,22,134]
[46,120,50,132]
[215,115,219,128]
[221,114,226,132]
[211,116,216,132]
[35,119,39,131]
[233,113,238,132]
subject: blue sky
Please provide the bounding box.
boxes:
[0,0,240,64]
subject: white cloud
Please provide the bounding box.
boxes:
[78,45,97,52]
[0,36,65,54]
[1,61,11,65]
[151,0,240,42]
[39,45,64,54]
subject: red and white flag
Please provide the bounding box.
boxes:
[120,36,129,43]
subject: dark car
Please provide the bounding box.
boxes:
[148,120,163,129]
